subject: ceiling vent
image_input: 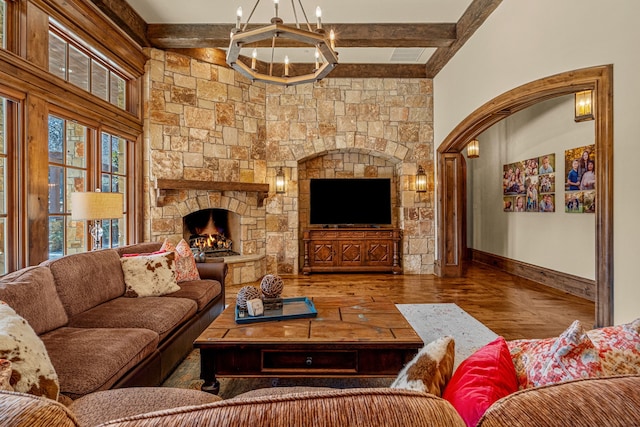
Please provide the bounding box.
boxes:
[389,48,426,62]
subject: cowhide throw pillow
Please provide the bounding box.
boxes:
[390,335,455,397]
[0,302,59,400]
[0,359,13,391]
[120,251,180,297]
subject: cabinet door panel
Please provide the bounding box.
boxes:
[311,243,335,266]
[339,242,363,266]
[366,241,392,265]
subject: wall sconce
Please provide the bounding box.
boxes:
[415,165,427,192]
[275,167,286,194]
[575,90,594,122]
[467,139,480,158]
[71,190,123,251]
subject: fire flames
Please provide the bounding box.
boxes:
[190,233,232,253]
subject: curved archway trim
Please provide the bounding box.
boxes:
[435,65,613,327]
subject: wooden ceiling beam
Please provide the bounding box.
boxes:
[328,63,427,79]
[89,0,149,47]
[166,48,428,79]
[147,23,457,49]
[425,0,502,78]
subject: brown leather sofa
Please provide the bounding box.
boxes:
[0,242,226,399]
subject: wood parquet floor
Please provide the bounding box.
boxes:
[225,262,595,341]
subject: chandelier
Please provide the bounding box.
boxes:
[227,0,339,86]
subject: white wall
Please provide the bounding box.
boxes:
[467,95,595,279]
[434,0,640,323]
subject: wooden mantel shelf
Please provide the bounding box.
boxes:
[156,179,270,206]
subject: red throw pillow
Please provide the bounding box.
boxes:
[443,336,519,427]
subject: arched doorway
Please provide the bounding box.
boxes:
[435,65,613,327]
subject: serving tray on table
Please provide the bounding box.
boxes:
[235,296,317,324]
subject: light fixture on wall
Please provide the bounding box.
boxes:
[467,139,480,158]
[574,90,594,122]
[227,0,339,86]
[415,165,427,193]
[275,167,286,193]
[71,190,123,251]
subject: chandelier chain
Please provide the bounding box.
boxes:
[242,0,261,31]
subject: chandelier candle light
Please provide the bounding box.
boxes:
[227,0,339,86]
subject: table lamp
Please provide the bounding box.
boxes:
[71,190,123,250]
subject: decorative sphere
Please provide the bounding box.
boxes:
[260,274,284,298]
[236,286,261,309]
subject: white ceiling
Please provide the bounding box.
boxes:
[126,0,472,24]
[124,0,474,64]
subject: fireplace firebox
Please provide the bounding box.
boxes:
[183,209,240,257]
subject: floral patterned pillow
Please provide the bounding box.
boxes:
[587,318,640,376]
[160,239,200,283]
[175,239,200,282]
[508,320,603,389]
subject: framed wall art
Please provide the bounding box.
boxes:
[564,144,596,214]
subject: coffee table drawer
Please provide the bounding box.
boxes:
[261,350,357,373]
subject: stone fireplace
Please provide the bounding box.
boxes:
[143,49,436,284]
[150,187,267,285]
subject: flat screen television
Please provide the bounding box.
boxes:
[309,178,392,226]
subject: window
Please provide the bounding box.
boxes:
[48,115,89,258]
[0,97,8,273]
[48,25,128,110]
[100,132,128,248]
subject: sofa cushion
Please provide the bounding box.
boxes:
[165,279,221,311]
[97,388,467,427]
[391,336,455,397]
[443,336,519,427]
[116,242,162,257]
[41,327,159,398]
[509,320,603,389]
[0,302,60,400]
[0,266,69,334]
[0,390,78,427]
[121,252,181,298]
[44,249,126,318]
[69,387,221,426]
[477,375,640,427]
[587,318,640,376]
[68,297,197,341]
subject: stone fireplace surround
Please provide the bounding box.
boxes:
[143,48,435,285]
[155,186,267,285]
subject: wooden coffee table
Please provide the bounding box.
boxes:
[194,296,423,394]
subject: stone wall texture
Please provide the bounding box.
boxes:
[143,48,435,279]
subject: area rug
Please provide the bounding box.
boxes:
[162,303,497,399]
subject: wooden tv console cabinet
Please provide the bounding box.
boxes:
[302,227,402,275]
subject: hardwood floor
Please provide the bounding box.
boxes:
[225,262,595,341]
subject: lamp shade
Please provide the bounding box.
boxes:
[71,192,123,220]
[467,139,480,158]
